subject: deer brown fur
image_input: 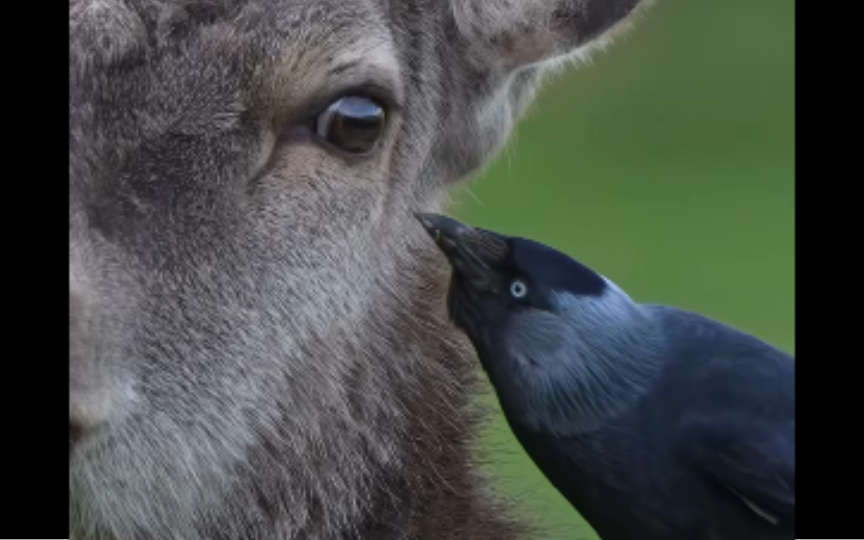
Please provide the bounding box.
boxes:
[69,0,648,538]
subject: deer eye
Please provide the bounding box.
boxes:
[315,96,386,155]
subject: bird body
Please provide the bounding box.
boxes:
[497,306,794,540]
[416,213,795,540]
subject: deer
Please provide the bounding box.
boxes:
[69,0,649,538]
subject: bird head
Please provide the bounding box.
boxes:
[416,211,636,352]
[415,212,655,431]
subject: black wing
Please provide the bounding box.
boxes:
[653,305,795,525]
[681,412,795,525]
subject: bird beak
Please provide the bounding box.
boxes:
[414,212,509,292]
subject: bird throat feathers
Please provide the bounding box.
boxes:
[494,281,666,436]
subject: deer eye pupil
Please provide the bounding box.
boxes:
[315,96,386,155]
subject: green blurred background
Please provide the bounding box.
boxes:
[457,0,794,538]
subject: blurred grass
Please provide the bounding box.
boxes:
[457,0,794,537]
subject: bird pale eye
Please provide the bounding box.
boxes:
[510,280,528,299]
[315,95,386,155]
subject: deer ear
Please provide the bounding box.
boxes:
[428,0,648,185]
[450,0,645,72]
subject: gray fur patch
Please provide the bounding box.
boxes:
[69,0,650,538]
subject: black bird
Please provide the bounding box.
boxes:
[416,212,794,540]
